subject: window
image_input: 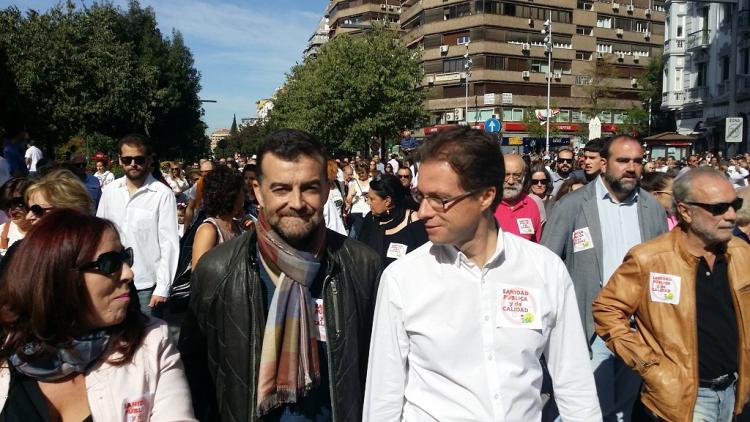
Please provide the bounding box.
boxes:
[576,75,592,85]
[577,1,593,10]
[486,55,505,70]
[740,48,750,75]
[576,51,593,60]
[571,110,590,122]
[597,15,612,28]
[445,2,471,20]
[576,26,593,35]
[457,35,471,45]
[721,56,730,81]
[507,57,529,71]
[676,16,685,38]
[598,111,612,123]
[555,110,570,122]
[503,108,525,121]
[675,68,683,91]
[613,112,625,124]
[553,60,573,74]
[531,60,550,73]
[443,58,465,73]
[597,43,613,53]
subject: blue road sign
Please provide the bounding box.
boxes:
[485,117,501,133]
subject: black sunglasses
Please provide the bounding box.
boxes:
[78,247,134,274]
[684,198,743,216]
[9,197,27,210]
[121,156,147,166]
[398,174,411,179]
[29,204,54,217]
[531,179,548,185]
[557,158,574,163]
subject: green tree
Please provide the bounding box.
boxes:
[637,54,676,135]
[268,25,428,153]
[620,107,649,136]
[522,106,561,142]
[580,58,618,118]
[213,122,270,158]
[230,114,238,136]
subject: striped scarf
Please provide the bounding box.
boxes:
[256,212,326,415]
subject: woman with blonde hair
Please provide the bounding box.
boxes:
[24,169,93,224]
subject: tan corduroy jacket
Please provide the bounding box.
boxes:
[593,228,750,422]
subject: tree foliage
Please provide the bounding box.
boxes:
[637,54,676,135]
[580,58,618,117]
[522,105,562,141]
[0,1,206,159]
[268,25,428,153]
[212,122,271,158]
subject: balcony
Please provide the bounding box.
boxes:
[739,10,750,33]
[685,86,709,104]
[739,75,750,94]
[663,39,685,54]
[686,29,710,50]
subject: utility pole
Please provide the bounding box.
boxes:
[543,13,553,153]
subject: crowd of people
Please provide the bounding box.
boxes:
[0,125,749,421]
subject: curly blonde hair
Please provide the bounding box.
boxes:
[25,169,93,214]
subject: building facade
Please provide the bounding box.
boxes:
[661,0,750,154]
[326,0,403,36]
[305,15,331,58]
[209,128,230,152]
[399,0,666,148]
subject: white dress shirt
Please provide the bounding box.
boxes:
[97,175,179,297]
[364,229,601,422]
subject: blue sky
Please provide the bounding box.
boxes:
[1,0,329,134]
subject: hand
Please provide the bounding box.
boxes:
[149,295,167,308]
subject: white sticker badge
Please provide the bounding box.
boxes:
[496,284,543,330]
[313,298,327,342]
[123,395,152,422]
[572,227,595,252]
[386,242,408,260]
[517,218,535,234]
[649,272,681,305]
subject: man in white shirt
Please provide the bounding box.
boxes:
[24,139,43,176]
[96,134,179,316]
[363,126,600,421]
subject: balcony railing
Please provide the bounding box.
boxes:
[739,10,750,32]
[663,39,685,54]
[685,86,709,103]
[686,29,710,50]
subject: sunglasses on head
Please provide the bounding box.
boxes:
[29,204,54,217]
[684,198,743,216]
[121,156,146,166]
[557,158,573,163]
[78,247,134,274]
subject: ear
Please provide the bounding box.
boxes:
[676,202,691,225]
[253,179,264,208]
[479,187,497,213]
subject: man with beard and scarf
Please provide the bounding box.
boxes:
[541,135,667,421]
[178,129,382,422]
[593,167,750,422]
[494,154,543,242]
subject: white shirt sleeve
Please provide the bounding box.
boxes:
[154,191,179,297]
[323,197,347,236]
[544,261,602,421]
[363,271,409,422]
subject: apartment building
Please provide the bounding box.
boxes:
[305,15,331,58]
[326,0,403,36]
[661,0,750,154]
[398,0,665,147]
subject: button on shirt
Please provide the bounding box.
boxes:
[363,229,601,421]
[96,175,179,296]
[595,176,641,284]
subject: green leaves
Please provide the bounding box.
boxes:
[268,26,428,153]
[0,1,205,159]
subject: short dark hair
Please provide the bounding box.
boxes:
[557,146,574,157]
[242,163,257,177]
[601,135,640,160]
[0,177,34,210]
[369,174,409,209]
[583,138,604,154]
[201,166,244,217]
[418,127,504,211]
[256,129,326,181]
[0,209,146,366]
[640,172,673,193]
[118,133,151,155]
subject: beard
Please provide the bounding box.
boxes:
[264,208,323,248]
[503,184,522,201]
[603,170,638,197]
[124,167,147,182]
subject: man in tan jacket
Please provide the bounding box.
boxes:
[593,167,750,421]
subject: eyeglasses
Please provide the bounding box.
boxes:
[77,247,134,274]
[531,179,548,185]
[9,197,27,210]
[557,158,574,164]
[684,198,743,216]
[121,156,146,166]
[504,173,524,181]
[398,174,411,179]
[415,189,478,212]
[29,204,54,217]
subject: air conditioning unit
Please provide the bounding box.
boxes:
[633,55,640,62]
[554,70,562,80]
[644,31,651,39]
[631,78,638,86]
[440,45,449,54]
[388,5,396,11]
[427,74,435,85]
[395,6,402,13]
[528,18,534,26]
[626,4,634,12]
[616,28,624,36]
[445,112,457,122]
[380,3,387,10]
[596,52,605,59]
[617,52,626,61]
[453,108,465,121]
[645,8,652,16]
[522,43,531,51]
[612,2,620,10]
[522,70,531,78]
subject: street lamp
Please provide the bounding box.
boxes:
[542,14,552,153]
[464,44,472,125]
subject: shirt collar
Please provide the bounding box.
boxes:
[442,226,505,270]
[116,174,159,193]
[595,175,638,204]
[501,193,528,210]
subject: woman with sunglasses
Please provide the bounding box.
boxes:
[25,169,92,225]
[0,178,34,253]
[358,174,428,268]
[0,209,196,421]
[528,164,555,222]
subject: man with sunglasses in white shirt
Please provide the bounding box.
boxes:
[593,167,750,422]
[364,127,600,421]
[97,134,179,317]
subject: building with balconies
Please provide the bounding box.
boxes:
[662,0,750,153]
[400,0,666,147]
[305,15,331,58]
[326,0,402,36]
